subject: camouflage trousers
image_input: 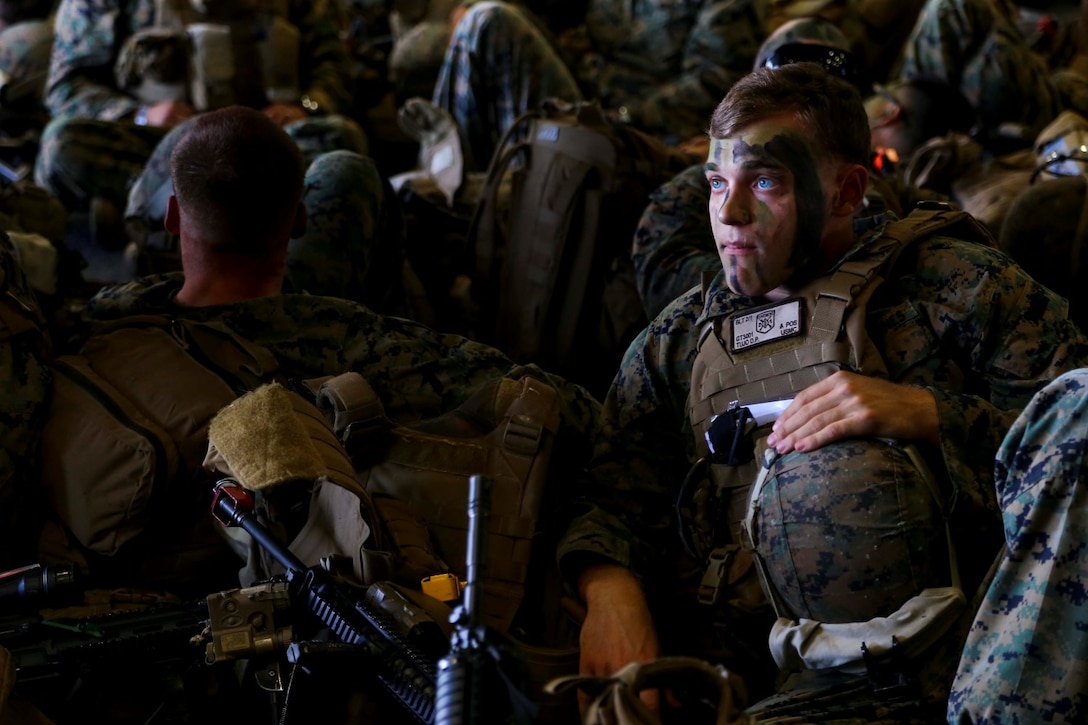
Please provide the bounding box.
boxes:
[949,369,1088,722]
[33,117,167,209]
[33,113,367,211]
[431,1,582,172]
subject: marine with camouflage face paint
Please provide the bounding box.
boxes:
[556,62,1088,718]
[704,121,847,299]
[630,15,933,322]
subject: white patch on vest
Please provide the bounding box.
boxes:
[536,124,559,142]
[730,299,802,352]
[430,144,453,174]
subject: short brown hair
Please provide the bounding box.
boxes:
[710,63,870,167]
[170,106,305,255]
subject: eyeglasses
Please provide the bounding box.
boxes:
[763,42,860,85]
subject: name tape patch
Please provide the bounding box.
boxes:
[730,298,802,351]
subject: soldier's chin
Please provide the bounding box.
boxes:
[725,274,773,298]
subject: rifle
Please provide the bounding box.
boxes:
[211,478,440,724]
[0,580,211,722]
[434,475,536,725]
[434,474,490,724]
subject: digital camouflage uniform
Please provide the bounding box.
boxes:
[898,0,1088,150]
[430,1,582,172]
[34,0,365,210]
[433,0,780,170]
[949,368,1088,722]
[558,213,1088,709]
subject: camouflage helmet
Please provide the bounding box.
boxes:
[746,438,950,624]
[754,16,860,89]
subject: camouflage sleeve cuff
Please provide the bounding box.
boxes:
[556,507,638,581]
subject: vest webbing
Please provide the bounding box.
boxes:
[688,206,986,439]
[310,371,560,635]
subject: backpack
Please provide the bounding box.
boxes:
[205,371,581,721]
[304,371,562,635]
[0,230,50,569]
[38,315,283,592]
[467,99,697,397]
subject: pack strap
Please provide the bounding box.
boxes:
[303,372,390,447]
[467,108,539,289]
[87,315,283,393]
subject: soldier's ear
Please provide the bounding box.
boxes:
[831,163,868,217]
[165,195,181,235]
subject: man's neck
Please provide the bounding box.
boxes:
[176,237,287,306]
[175,270,283,307]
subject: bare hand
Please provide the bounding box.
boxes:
[766,371,939,454]
[577,563,661,712]
[144,100,196,128]
[262,102,307,126]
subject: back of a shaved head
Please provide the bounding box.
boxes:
[170,105,305,255]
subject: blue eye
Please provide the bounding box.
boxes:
[708,177,724,191]
[756,177,777,190]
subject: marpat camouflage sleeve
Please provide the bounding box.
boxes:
[45,0,147,121]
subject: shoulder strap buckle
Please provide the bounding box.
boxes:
[697,545,740,607]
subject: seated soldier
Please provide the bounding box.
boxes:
[558,62,1088,720]
[33,0,368,251]
[36,105,603,609]
[427,0,859,173]
[123,121,419,316]
[898,0,1088,153]
[631,16,926,320]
